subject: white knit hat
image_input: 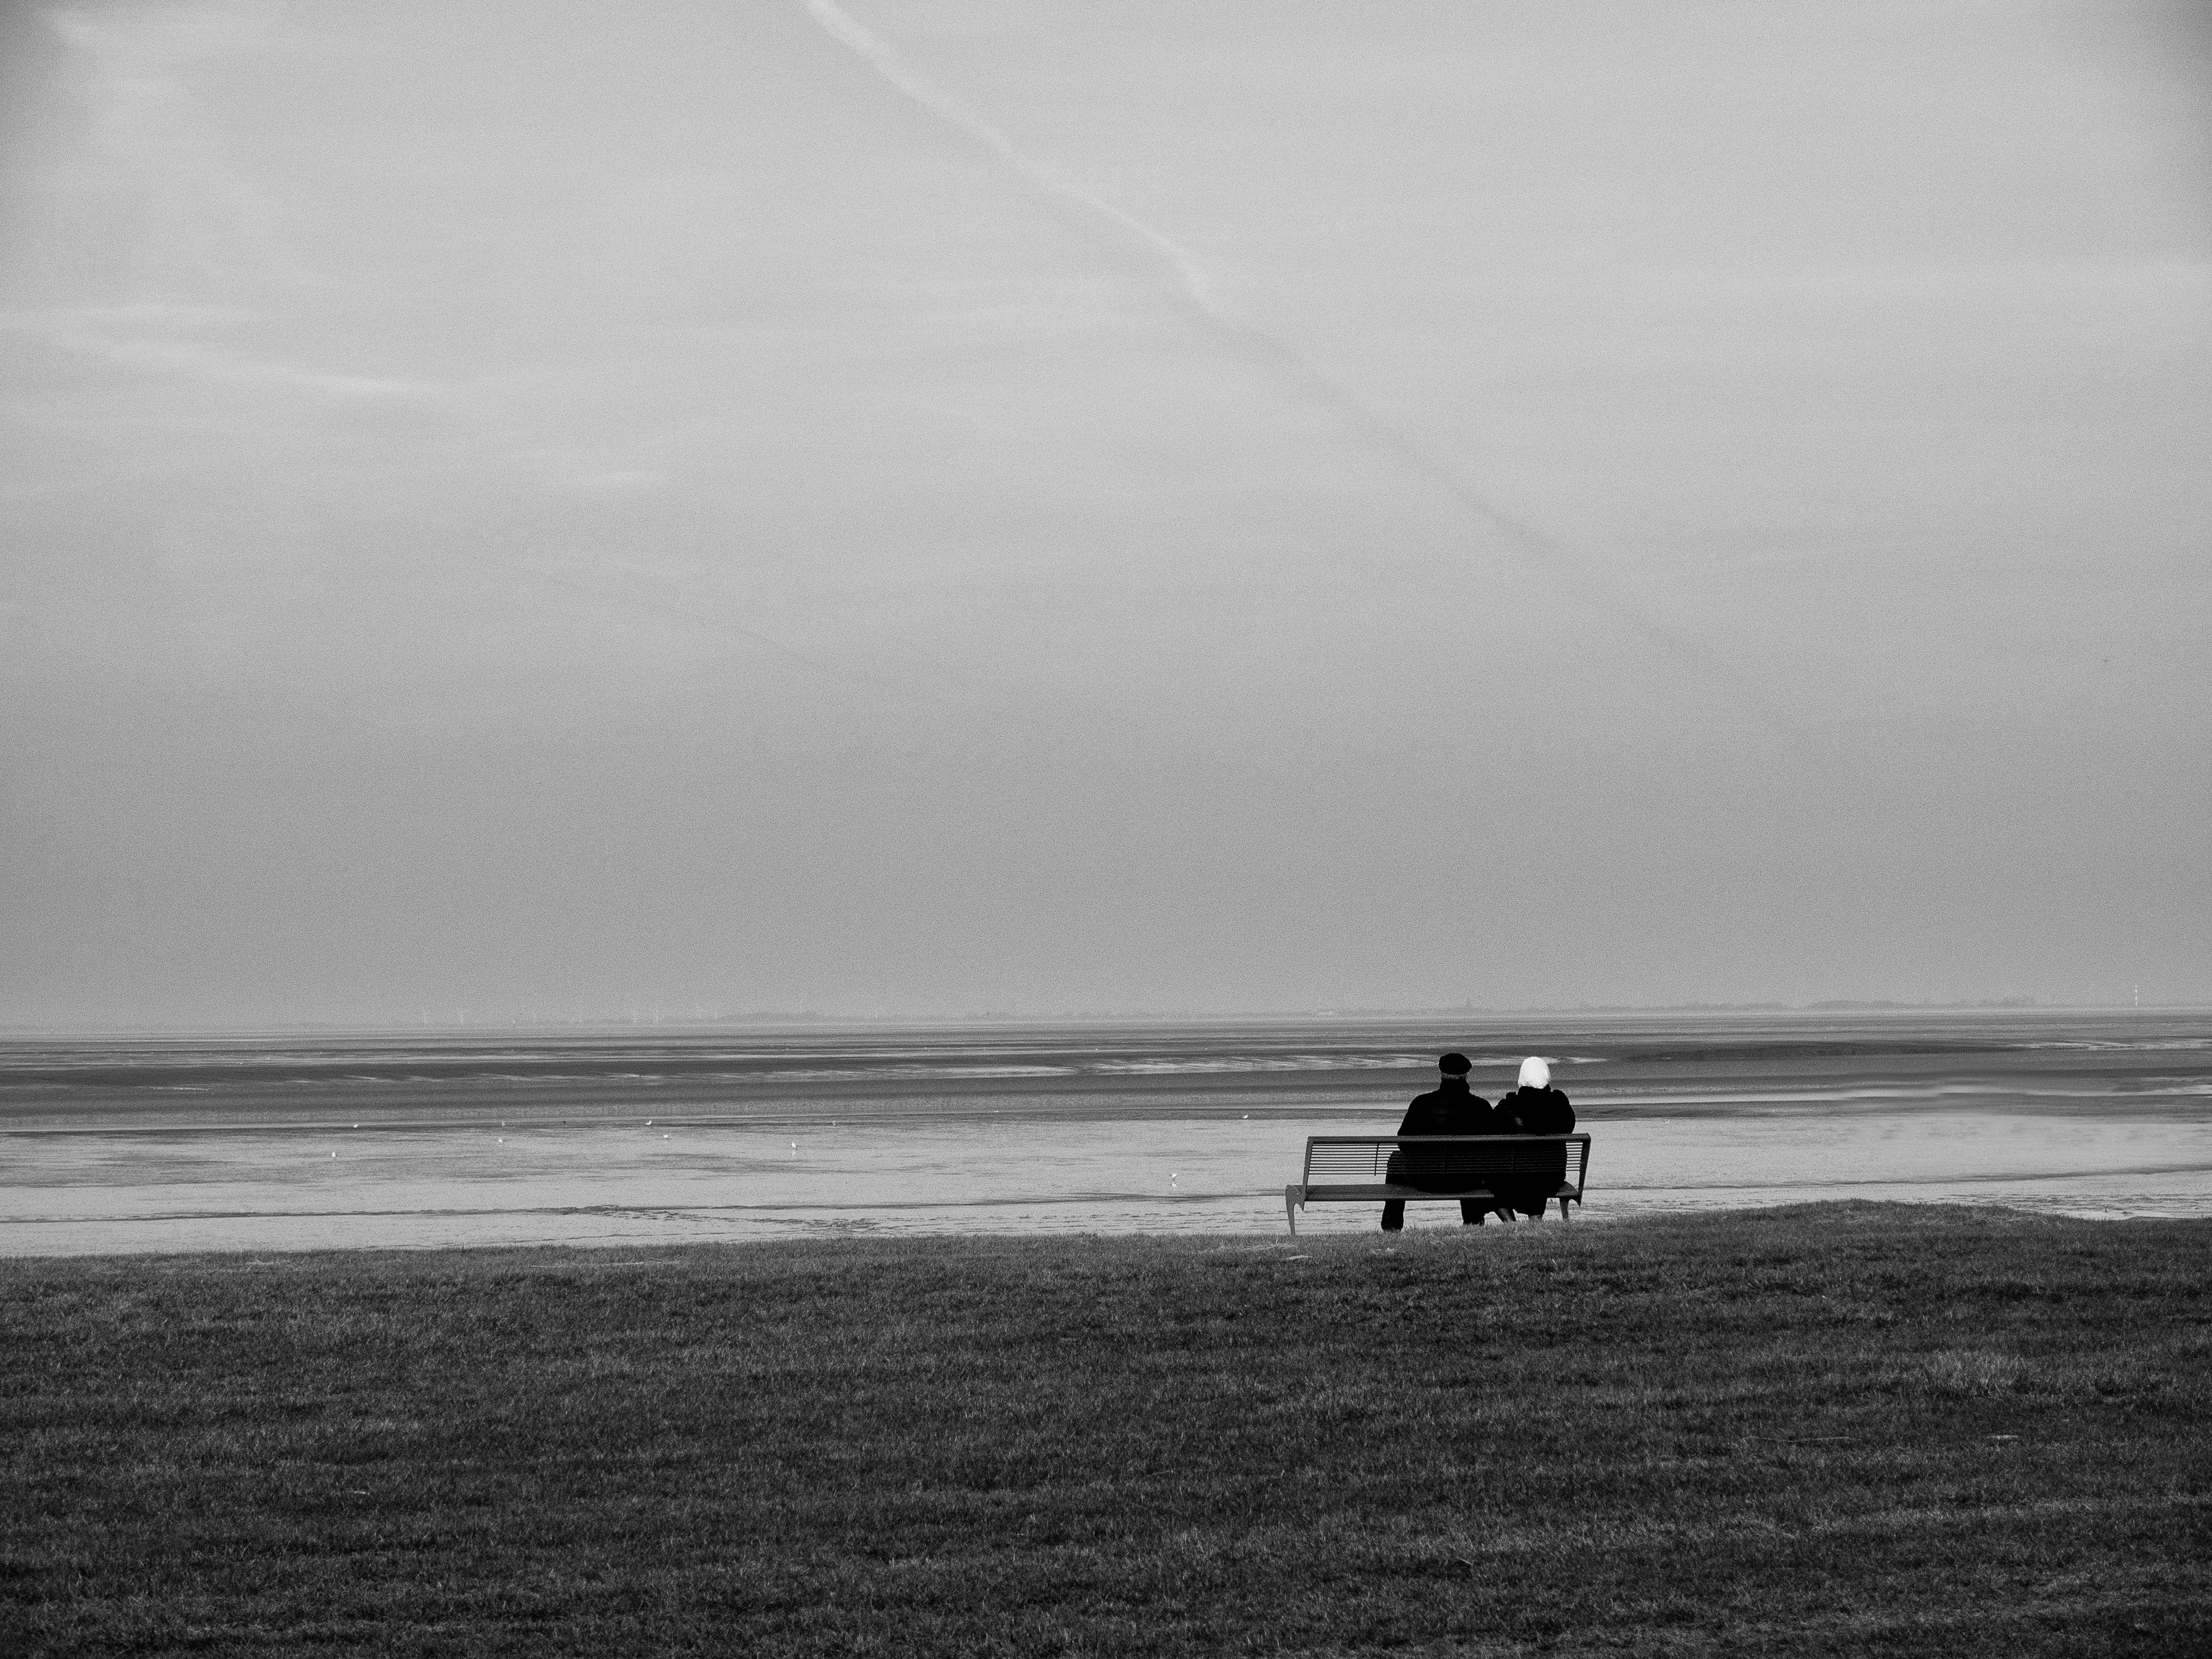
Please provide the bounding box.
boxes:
[1517,1055,1551,1090]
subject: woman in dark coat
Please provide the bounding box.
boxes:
[1493,1055,1575,1219]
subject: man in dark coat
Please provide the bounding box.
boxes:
[1381,1051,1495,1231]
[1493,1055,1575,1219]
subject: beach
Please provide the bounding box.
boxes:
[5,1008,2208,1254]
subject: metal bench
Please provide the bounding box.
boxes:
[1285,1134,1592,1234]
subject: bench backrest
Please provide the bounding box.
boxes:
[1302,1134,1591,1191]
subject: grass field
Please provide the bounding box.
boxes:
[3,1202,2209,1656]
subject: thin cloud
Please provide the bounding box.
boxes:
[42,322,452,405]
[797,0,1788,733]
[47,5,332,292]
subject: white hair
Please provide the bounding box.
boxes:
[1517,1055,1551,1090]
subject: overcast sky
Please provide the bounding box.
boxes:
[2,0,2207,1025]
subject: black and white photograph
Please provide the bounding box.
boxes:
[3,1,2209,1651]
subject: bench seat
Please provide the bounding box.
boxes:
[1286,1135,1591,1234]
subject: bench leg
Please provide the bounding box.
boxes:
[1284,1186,1298,1236]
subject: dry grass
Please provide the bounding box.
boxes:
[3,1201,2209,1656]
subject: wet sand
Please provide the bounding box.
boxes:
[6,1009,2209,1253]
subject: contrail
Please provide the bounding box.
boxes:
[797,0,1765,704]
[801,0,1219,309]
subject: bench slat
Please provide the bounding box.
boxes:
[1287,1135,1592,1234]
[1298,1182,1578,1202]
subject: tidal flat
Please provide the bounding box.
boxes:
[4,1202,2208,1656]
[6,1008,2210,1252]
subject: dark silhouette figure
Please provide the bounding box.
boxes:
[1381,1052,1495,1230]
[1493,1055,1575,1218]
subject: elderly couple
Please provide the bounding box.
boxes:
[1381,1051,1576,1231]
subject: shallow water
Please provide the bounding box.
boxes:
[4,1010,2208,1253]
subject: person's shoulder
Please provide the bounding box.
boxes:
[1401,1085,1443,1121]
